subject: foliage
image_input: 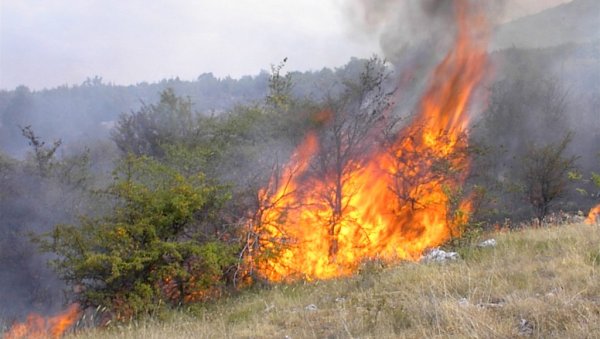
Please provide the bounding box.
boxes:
[309,56,393,258]
[2,48,595,326]
[592,172,600,189]
[36,155,237,319]
[521,133,578,223]
[20,125,62,176]
[469,74,580,223]
[266,58,293,111]
[112,88,196,158]
[68,223,600,339]
[0,151,15,187]
[0,130,96,318]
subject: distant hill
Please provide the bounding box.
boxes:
[0,73,269,156]
[0,59,367,157]
[493,0,600,50]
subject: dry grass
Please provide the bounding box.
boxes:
[68,223,600,338]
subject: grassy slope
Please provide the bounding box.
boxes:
[70,223,600,338]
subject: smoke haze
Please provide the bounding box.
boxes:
[0,0,598,328]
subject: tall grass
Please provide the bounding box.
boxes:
[66,223,600,338]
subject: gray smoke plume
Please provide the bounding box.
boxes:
[345,1,503,62]
[0,178,67,325]
[343,0,500,118]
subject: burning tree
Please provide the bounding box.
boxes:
[388,129,471,236]
[247,1,489,282]
[310,57,393,260]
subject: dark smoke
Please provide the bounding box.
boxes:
[346,0,503,61]
[0,143,98,325]
[0,178,66,324]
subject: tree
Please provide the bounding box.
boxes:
[521,133,578,223]
[0,134,95,319]
[470,75,571,222]
[388,129,470,230]
[36,155,236,319]
[310,57,393,259]
[265,58,293,111]
[20,125,62,176]
[112,88,195,158]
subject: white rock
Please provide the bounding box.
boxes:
[305,304,318,311]
[421,248,460,263]
[478,239,497,248]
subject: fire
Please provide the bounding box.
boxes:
[4,304,80,339]
[161,275,222,304]
[248,1,489,282]
[586,204,600,224]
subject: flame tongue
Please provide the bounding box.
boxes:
[251,1,489,282]
[4,304,80,339]
[586,204,600,224]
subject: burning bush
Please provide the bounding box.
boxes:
[245,1,489,282]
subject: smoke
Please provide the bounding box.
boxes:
[342,0,600,220]
[0,0,596,327]
[344,1,499,62]
[0,173,68,322]
[0,145,98,323]
[343,0,575,63]
[342,1,495,122]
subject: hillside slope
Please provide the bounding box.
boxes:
[493,0,600,50]
[68,223,600,338]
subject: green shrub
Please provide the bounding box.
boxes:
[36,155,237,320]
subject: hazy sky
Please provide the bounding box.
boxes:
[0,0,570,90]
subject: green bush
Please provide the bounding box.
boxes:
[36,155,237,320]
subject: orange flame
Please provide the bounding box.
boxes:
[161,275,223,304]
[4,304,80,339]
[586,204,600,225]
[249,1,489,282]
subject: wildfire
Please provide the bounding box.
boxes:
[586,204,600,225]
[4,304,80,339]
[248,1,489,282]
[161,275,222,304]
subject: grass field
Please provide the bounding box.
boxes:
[63,222,600,338]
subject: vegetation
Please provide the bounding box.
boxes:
[112,89,196,158]
[297,56,392,259]
[35,155,237,320]
[65,222,600,338]
[469,69,592,225]
[521,134,579,223]
[0,130,93,317]
[0,39,599,331]
[20,125,62,176]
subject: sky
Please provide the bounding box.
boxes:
[0,0,571,91]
